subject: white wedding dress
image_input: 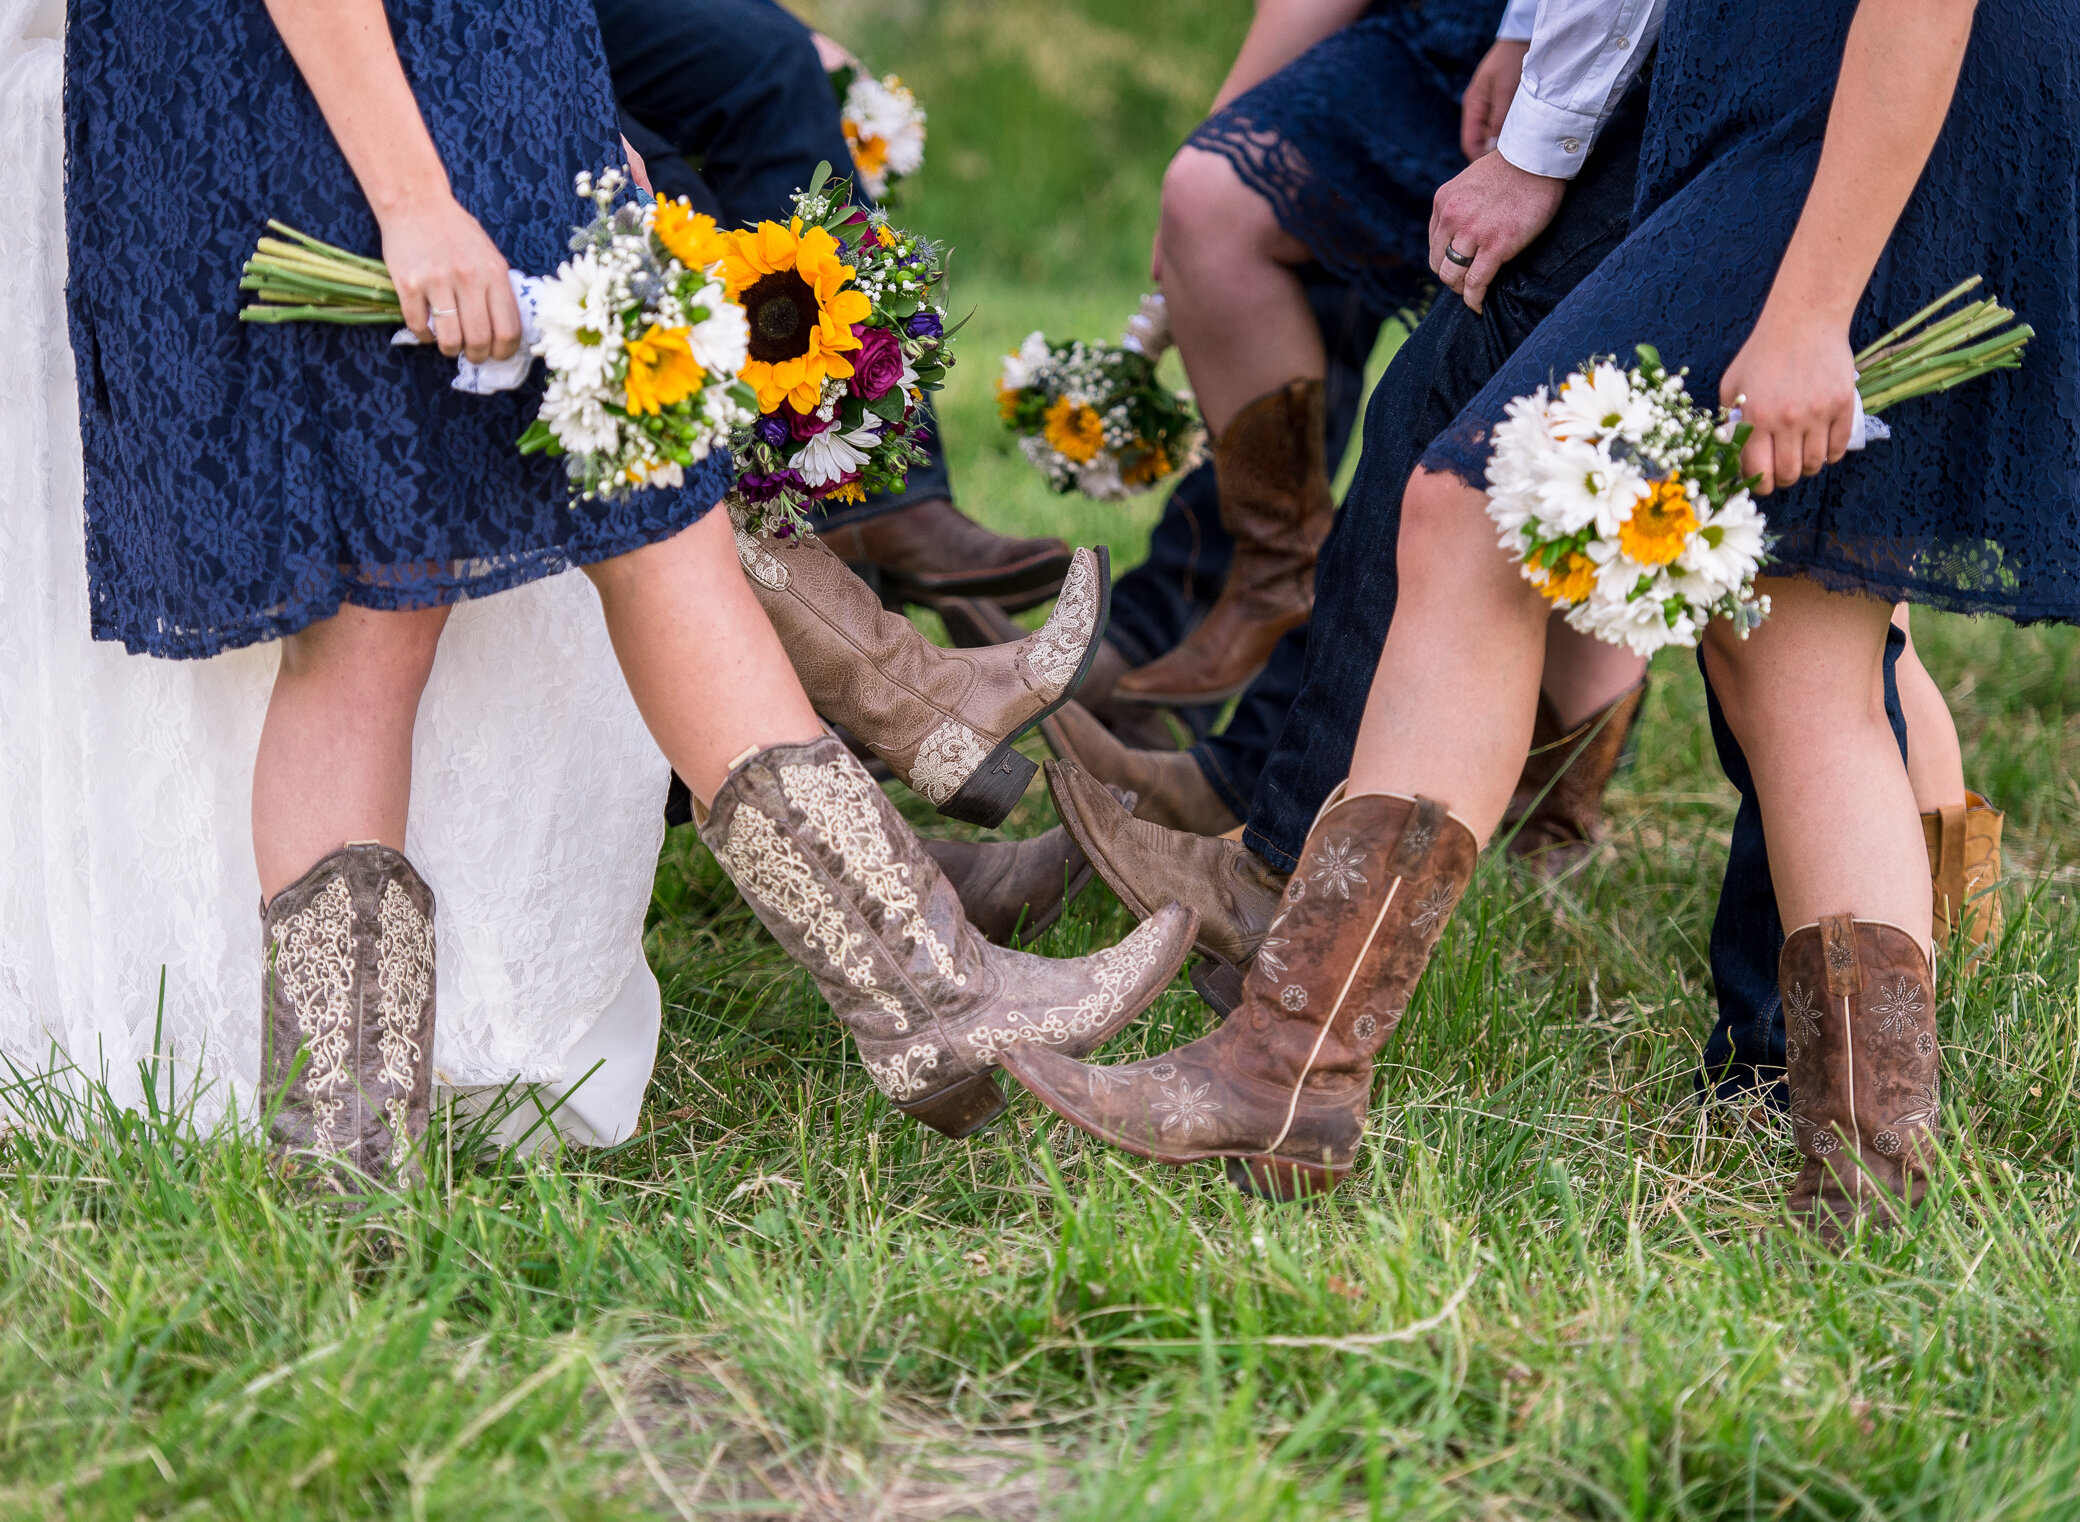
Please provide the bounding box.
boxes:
[1,0,671,1145]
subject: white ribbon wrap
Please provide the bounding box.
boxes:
[390,270,548,394]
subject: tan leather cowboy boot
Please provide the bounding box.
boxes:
[1781,916,1939,1243]
[1502,680,1647,876]
[820,497,1074,610]
[1003,790,1477,1200]
[1039,701,1241,836]
[731,500,1109,828]
[1923,790,2004,952]
[700,736,1197,1138]
[924,823,1100,947]
[263,843,437,1187]
[938,595,1181,753]
[1110,380,1335,707]
[1047,759,1281,1008]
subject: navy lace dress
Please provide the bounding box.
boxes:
[1424,0,2080,623]
[65,0,731,659]
[1189,0,1509,316]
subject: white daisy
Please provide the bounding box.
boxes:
[538,373,620,455]
[793,421,884,487]
[534,251,624,393]
[682,277,749,379]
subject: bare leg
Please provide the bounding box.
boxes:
[1539,614,1648,731]
[1346,467,1551,836]
[252,603,449,900]
[1159,146,1321,434]
[1890,603,1966,813]
[1704,580,1930,943]
[582,508,823,805]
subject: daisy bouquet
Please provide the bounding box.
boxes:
[996,293,1204,500]
[1488,279,2030,656]
[238,168,753,500]
[723,164,953,529]
[830,65,926,203]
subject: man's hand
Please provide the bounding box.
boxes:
[1461,38,1529,160]
[1428,151,1565,314]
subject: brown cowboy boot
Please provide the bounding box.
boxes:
[938,595,1182,752]
[1047,759,1281,1004]
[1003,790,1477,1200]
[925,818,1105,947]
[263,843,437,1188]
[1781,916,1940,1244]
[732,500,1109,828]
[700,736,1197,1138]
[820,497,1074,610]
[1502,680,1647,876]
[1110,380,1334,706]
[1039,701,1240,836]
[1923,790,2004,952]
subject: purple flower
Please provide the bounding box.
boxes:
[738,468,805,503]
[850,325,907,401]
[785,404,829,441]
[753,415,790,449]
[906,311,943,339]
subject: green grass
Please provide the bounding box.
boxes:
[8,3,2080,1516]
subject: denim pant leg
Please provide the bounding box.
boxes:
[1696,624,1909,1102]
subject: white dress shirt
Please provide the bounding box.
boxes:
[1495,0,1664,179]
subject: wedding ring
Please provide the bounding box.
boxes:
[1443,243,1475,268]
[429,306,459,325]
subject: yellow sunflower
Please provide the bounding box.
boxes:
[1537,551,1598,606]
[1043,396,1105,463]
[623,324,705,415]
[1619,475,1700,567]
[723,219,873,412]
[651,201,730,272]
[1121,442,1173,487]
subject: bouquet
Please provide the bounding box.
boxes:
[830,66,927,203]
[239,168,753,501]
[723,163,953,530]
[1486,278,2031,656]
[997,293,1204,500]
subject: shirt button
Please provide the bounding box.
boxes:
[1561,137,1581,154]
[1614,34,1629,47]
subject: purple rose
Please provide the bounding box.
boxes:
[738,468,805,503]
[906,311,943,339]
[753,415,790,449]
[785,404,829,442]
[849,325,907,401]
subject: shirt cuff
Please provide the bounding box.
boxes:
[1496,87,1600,180]
[1495,0,1539,41]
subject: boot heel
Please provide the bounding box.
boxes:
[1225,1153,1347,1203]
[897,1070,1008,1138]
[1191,956,1246,1018]
[940,742,1038,828]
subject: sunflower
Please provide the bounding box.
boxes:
[1619,475,1700,567]
[1536,551,1598,605]
[1042,396,1105,463]
[651,201,730,272]
[622,324,705,415]
[722,219,873,412]
[1121,442,1173,487]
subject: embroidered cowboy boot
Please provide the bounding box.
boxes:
[1002,790,1477,1200]
[263,843,437,1187]
[699,736,1197,1138]
[731,499,1110,828]
[1923,790,2004,952]
[1780,916,1939,1244]
[1110,380,1335,707]
[1501,680,1647,876]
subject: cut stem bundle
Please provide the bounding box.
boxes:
[239,221,402,325]
[1855,276,2031,414]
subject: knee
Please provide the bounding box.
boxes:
[280,604,446,698]
[1159,146,1275,258]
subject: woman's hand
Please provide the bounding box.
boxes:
[378,195,522,363]
[1719,306,1859,494]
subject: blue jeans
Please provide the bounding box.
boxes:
[1107,270,1386,746]
[593,0,951,530]
[1695,627,1909,1103]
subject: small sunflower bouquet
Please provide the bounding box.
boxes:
[1487,280,2030,655]
[722,163,952,529]
[238,168,753,501]
[997,294,1203,501]
[831,66,927,203]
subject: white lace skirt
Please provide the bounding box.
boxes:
[0,1,669,1143]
